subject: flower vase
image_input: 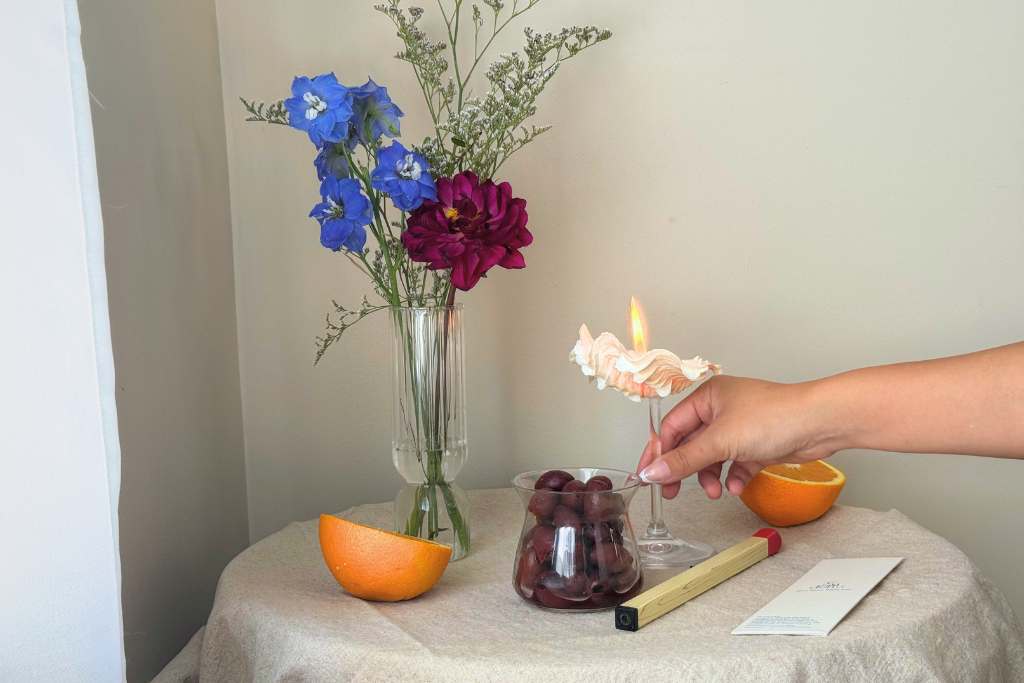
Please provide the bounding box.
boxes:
[391,305,471,560]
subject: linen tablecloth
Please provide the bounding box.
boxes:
[197,488,1024,681]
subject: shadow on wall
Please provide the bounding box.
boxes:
[79,0,249,680]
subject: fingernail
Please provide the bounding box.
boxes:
[640,460,670,484]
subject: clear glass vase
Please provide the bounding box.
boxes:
[391,305,470,560]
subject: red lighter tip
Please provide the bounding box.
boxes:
[753,528,782,556]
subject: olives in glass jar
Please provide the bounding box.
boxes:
[512,468,643,610]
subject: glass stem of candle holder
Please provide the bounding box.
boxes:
[645,398,670,539]
[638,396,716,569]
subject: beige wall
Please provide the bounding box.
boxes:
[80,0,250,680]
[215,0,1024,619]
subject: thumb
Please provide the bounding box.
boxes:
[639,427,723,485]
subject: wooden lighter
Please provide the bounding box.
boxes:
[615,528,782,631]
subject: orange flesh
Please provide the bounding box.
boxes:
[739,460,845,527]
[763,461,841,483]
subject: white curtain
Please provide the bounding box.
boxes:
[0,0,125,679]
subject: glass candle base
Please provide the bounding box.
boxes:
[638,533,715,568]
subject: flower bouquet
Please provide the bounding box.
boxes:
[242,0,610,559]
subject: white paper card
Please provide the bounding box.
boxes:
[732,557,903,636]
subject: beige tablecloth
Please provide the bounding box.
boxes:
[196,488,1024,682]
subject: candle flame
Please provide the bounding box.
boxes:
[629,296,648,353]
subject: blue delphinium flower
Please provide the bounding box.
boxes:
[314,141,353,181]
[351,78,403,145]
[284,73,353,146]
[309,177,372,252]
[370,141,437,212]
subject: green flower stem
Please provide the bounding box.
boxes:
[354,251,388,295]
[439,481,470,553]
[344,251,374,281]
[345,148,403,305]
[439,0,465,108]
[459,0,539,90]
[402,481,469,555]
[425,449,443,539]
[418,263,429,304]
[402,469,470,554]
[403,485,426,536]
[394,313,426,479]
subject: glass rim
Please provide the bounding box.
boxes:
[390,303,464,312]
[511,467,642,494]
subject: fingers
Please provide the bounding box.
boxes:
[661,461,758,501]
[724,461,763,495]
[638,384,713,478]
[638,438,682,498]
[697,463,724,499]
[638,423,708,473]
[637,440,682,498]
[664,460,764,500]
[657,385,711,453]
[651,423,708,499]
[639,426,721,485]
[661,481,682,499]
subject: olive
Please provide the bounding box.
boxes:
[552,505,581,530]
[575,541,589,571]
[545,572,592,601]
[612,566,641,594]
[583,491,625,522]
[591,541,631,574]
[533,585,577,609]
[515,548,544,598]
[534,470,575,492]
[527,490,558,520]
[583,521,615,543]
[561,479,586,511]
[527,524,556,563]
[585,475,614,491]
[553,540,587,574]
[514,557,533,596]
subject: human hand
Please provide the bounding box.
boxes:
[637,376,840,499]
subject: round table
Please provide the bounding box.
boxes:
[198,488,1024,681]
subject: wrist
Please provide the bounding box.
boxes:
[795,373,862,455]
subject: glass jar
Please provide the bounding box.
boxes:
[512,468,643,610]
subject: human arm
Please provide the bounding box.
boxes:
[637,342,1024,499]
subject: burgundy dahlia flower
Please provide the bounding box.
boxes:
[401,171,532,291]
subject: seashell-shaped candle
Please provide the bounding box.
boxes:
[570,324,719,401]
[570,325,651,400]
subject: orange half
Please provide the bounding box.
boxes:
[739,460,846,527]
[318,515,452,601]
